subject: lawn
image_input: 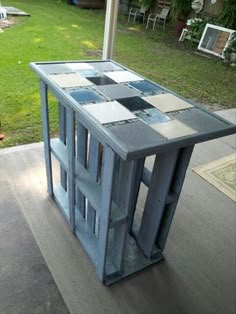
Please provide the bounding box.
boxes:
[0,0,235,148]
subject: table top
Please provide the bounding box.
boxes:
[31,60,236,160]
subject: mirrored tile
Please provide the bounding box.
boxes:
[150,119,197,139]
[38,64,71,74]
[143,93,194,112]
[104,71,144,83]
[87,76,116,85]
[65,62,94,70]
[128,80,164,94]
[83,101,136,124]
[78,69,99,77]
[96,84,141,100]
[69,89,104,103]
[117,97,154,111]
[141,115,171,124]
[48,73,93,88]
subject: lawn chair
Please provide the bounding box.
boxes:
[146,7,170,30]
[128,5,148,24]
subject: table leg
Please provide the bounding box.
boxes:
[87,135,100,233]
[128,158,145,233]
[155,145,194,251]
[66,108,75,232]
[97,146,115,281]
[40,80,53,196]
[76,121,88,218]
[137,150,179,258]
[58,102,67,190]
[111,158,136,273]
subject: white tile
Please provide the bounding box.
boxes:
[143,93,194,112]
[83,101,136,124]
[104,71,143,83]
[150,119,198,139]
[48,73,93,88]
[65,63,94,70]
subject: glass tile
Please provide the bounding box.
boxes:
[87,76,116,86]
[128,80,164,93]
[69,89,104,103]
[117,97,154,111]
[78,69,99,77]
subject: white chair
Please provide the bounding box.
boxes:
[128,5,148,24]
[146,7,170,30]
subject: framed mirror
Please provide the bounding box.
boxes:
[198,23,235,58]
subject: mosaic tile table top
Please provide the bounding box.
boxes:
[31,60,236,159]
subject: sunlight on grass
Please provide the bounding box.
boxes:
[56,26,68,31]
[0,0,235,149]
[71,24,79,29]
[81,40,98,49]
[33,38,44,43]
[127,27,141,32]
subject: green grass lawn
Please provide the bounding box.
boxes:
[0,0,235,148]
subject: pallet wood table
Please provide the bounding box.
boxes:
[31,60,236,285]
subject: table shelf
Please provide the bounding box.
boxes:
[51,138,68,170]
[75,160,127,227]
[53,184,70,221]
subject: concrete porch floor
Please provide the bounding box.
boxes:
[0,109,235,314]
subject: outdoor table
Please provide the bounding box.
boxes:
[31,60,236,285]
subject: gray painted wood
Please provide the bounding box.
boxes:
[1,128,235,314]
[40,80,53,196]
[156,145,194,251]
[76,120,88,218]
[87,135,100,233]
[112,158,136,273]
[137,150,179,257]
[128,158,145,233]
[66,108,75,232]
[59,102,67,190]
[31,62,236,161]
[97,146,116,281]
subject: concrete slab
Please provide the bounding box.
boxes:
[0,181,69,314]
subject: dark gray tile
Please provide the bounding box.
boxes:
[87,76,116,86]
[117,97,154,111]
[169,108,230,133]
[91,61,123,72]
[107,120,167,150]
[38,64,71,75]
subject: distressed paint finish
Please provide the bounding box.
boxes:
[59,102,67,190]
[40,80,53,196]
[76,120,88,218]
[66,108,75,232]
[137,150,179,258]
[33,60,236,284]
[97,146,116,281]
[87,136,100,233]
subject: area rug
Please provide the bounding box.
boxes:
[193,154,236,202]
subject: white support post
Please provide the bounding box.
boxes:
[102,0,119,60]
